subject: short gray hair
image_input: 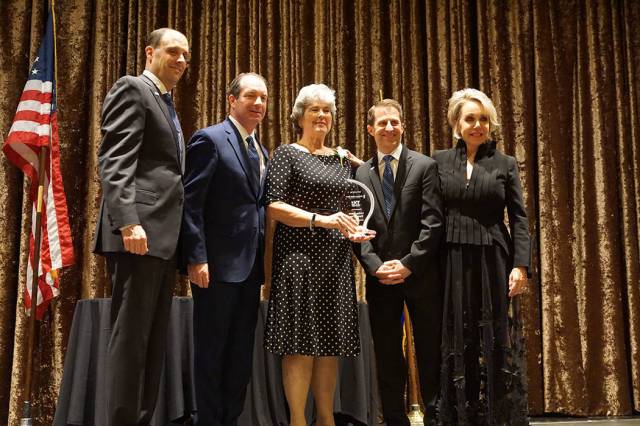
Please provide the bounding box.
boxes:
[447,88,500,139]
[290,84,337,136]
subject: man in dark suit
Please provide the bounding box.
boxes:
[181,72,268,426]
[93,28,190,425]
[355,99,444,426]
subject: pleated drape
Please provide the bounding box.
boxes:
[0,0,638,424]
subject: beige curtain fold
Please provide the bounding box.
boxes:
[0,0,638,423]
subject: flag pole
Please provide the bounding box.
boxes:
[21,148,48,426]
[404,306,424,425]
[21,0,56,422]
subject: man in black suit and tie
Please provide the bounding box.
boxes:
[181,72,269,426]
[355,99,444,426]
[93,28,189,425]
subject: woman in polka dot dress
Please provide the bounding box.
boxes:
[264,84,374,426]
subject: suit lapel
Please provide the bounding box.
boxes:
[454,141,468,201]
[224,119,259,198]
[139,75,182,173]
[257,137,269,197]
[367,157,387,221]
[389,146,412,220]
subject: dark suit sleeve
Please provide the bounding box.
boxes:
[98,77,146,230]
[353,165,384,276]
[400,160,444,275]
[357,239,384,277]
[505,156,531,268]
[182,130,219,265]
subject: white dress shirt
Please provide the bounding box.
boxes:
[376,143,403,180]
[142,70,168,94]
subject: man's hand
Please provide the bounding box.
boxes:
[347,226,376,242]
[188,263,210,288]
[344,149,365,167]
[261,280,271,301]
[508,266,528,297]
[374,259,412,285]
[120,224,148,255]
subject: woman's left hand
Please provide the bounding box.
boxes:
[508,266,528,297]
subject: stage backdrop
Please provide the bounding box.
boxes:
[1,0,639,424]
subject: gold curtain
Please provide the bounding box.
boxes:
[0,0,638,423]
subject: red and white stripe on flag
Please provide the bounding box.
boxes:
[2,11,74,319]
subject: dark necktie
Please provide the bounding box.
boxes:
[382,155,395,218]
[161,93,184,172]
[246,135,260,189]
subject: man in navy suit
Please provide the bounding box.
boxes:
[181,72,269,425]
[93,28,189,425]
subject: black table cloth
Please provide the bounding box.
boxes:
[54,298,381,425]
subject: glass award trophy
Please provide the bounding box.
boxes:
[342,178,376,238]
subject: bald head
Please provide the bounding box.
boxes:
[144,28,190,90]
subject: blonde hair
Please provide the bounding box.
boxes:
[447,88,500,139]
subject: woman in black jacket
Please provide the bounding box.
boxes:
[434,88,530,425]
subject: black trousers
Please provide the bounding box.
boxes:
[367,278,442,426]
[191,262,262,426]
[105,252,176,426]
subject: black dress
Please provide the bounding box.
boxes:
[264,144,360,357]
[433,140,530,425]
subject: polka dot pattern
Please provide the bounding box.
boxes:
[264,144,360,357]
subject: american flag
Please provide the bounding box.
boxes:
[2,11,74,319]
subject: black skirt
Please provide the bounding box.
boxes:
[438,243,529,425]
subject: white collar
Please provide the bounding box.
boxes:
[142,70,168,94]
[377,143,403,164]
[228,115,256,142]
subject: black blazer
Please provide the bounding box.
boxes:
[93,74,184,260]
[433,139,530,268]
[355,146,444,294]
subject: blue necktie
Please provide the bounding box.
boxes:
[161,93,184,172]
[246,135,261,190]
[382,155,395,219]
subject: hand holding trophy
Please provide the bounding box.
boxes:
[342,178,376,242]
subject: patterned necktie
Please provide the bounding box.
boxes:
[160,93,184,172]
[382,154,395,219]
[246,135,261,190]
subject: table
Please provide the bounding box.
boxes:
[54,298,381,425]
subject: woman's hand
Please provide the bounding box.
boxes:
[508,266,528,297]
[317,212,359,237]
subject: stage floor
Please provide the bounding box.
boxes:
[531,418,640,425]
